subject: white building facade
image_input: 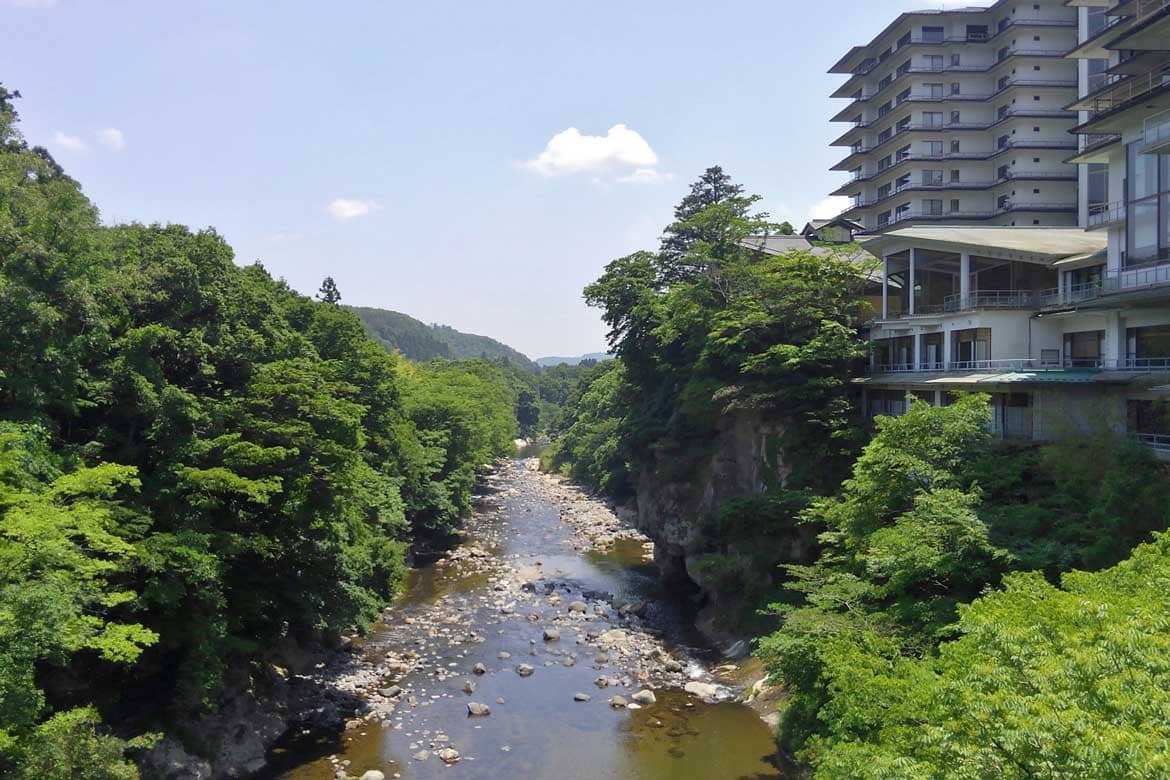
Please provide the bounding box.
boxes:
[842,0,1170,458]
[829,0,1081,233]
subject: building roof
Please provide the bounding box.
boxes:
[859,226,1106,264]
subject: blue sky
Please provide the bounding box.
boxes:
[2,0,968,358]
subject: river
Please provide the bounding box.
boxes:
[261,459,785,780]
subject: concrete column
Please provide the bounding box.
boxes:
[912,332,921,371]
[1104,311,1128,367]
[882,255,890,319]
[943,327,953,369]
[908,248,917,315]
[959,252,971,308]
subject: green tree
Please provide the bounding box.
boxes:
[317,276,342,304]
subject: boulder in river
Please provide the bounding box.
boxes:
[632,689,657,705]
[438,748,461,764]
[568,601,588,613]
[543,627,560,641]
[684,681,720,700]
[574,692,592,702]
[467,702,491,716]
[359,772,385,780]
[516,663,534,677]
[472,662,487,675]
[609,695,627,708]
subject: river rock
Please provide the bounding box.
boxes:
[462,681,476,694]
[594,676,609,688]
[568,600,588,613]
[684,681,720,699]
[543,627,560,641]
[516,663,534,677]
[609,695,627,708]
[359,772,385,780]
[473,662,487,675]
[467,701,491,716]
[574,692,592,702]
[632,689,656,705]
[413,750,429,761]
[380,685,402,698]
[438,748,461,764]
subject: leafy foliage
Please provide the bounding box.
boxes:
[0,88,519,775]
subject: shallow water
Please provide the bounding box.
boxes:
[264,460,784,780]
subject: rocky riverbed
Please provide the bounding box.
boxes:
[255,458,784,780]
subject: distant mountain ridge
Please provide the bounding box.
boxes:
[349,306,537,371]
[535,353,612,367]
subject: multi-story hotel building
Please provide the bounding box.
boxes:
[840,0,1170,458]
[829,0,1080,233]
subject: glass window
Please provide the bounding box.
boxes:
[922,26,944,43]
[923,111,944,127]
[1129,199,1159,262]
[1087,163,1108,206]
[926,141,944,156]
[1129,141,1160,201]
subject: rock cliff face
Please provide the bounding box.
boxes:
[633,411,815,651]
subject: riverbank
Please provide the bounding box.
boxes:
[227,457,784,780]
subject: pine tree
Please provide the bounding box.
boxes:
[317,276,342,304]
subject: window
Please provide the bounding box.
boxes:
[896,144,912,162]
[923,111,944,127]
[878,210,892,227]
[922,26,944,43]
[1087,163,1108,206]
[998,194,1010,209]
[950,139,961,153]
[923,199,943,215]
[897,88,911,105]
[950,82,961,95]
[897,116,911,131]
[998,75,1010,90]
[898,32,911,48]
[951,53,962,66]
[895,174,911,191]
[950,110,961,124]
[895,202,912,221]
[897,60,911,77]
[925,54,944,71]
[998,105,1009,120]
[924,82,944,99]
[1125,141,1169,265]
[1128,325,1170,366]
[879,128,893,143]
[878,101,892,117]
[922,169,943,185]
[998,134,1010,149]
[950,198,960,212]
[952,328,991,365]
[998,164,1009,179]
[966,25,988,41]
[878,183,892,198]
[927,141,945,157]
[878,154,893,171]
[998,46,1010,62]
[1063,331,1104,367]
[950,169,960,182]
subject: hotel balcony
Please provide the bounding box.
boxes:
[1069,62,1170,135]
[867,356,1170,373]
[1142,117,1170,154]
[1086,200,1127,229]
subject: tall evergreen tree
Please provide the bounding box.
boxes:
[317,276,342,304]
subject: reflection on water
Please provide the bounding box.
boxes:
[266,460,784,780]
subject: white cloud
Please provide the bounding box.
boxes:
[95,127,125,150]
[525,124,659,177]
[52,131,86,152]
[8,0,59,7]
[327,198,378,220]
[807,196,852,222]
[617,168,671,184]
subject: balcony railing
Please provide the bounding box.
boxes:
[946,290,1037,311]
[1087,200,1127,228]
[1103,263,1170,292]
[1082,65,1170,119]
[1038,280,1107,307]
[1137,432,1170,452]
[1142,119,1170,154]
[869,357,1170,374]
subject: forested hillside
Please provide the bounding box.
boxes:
[0,87,519,777]
[350,305,537,370]
[548,166,1170,776]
